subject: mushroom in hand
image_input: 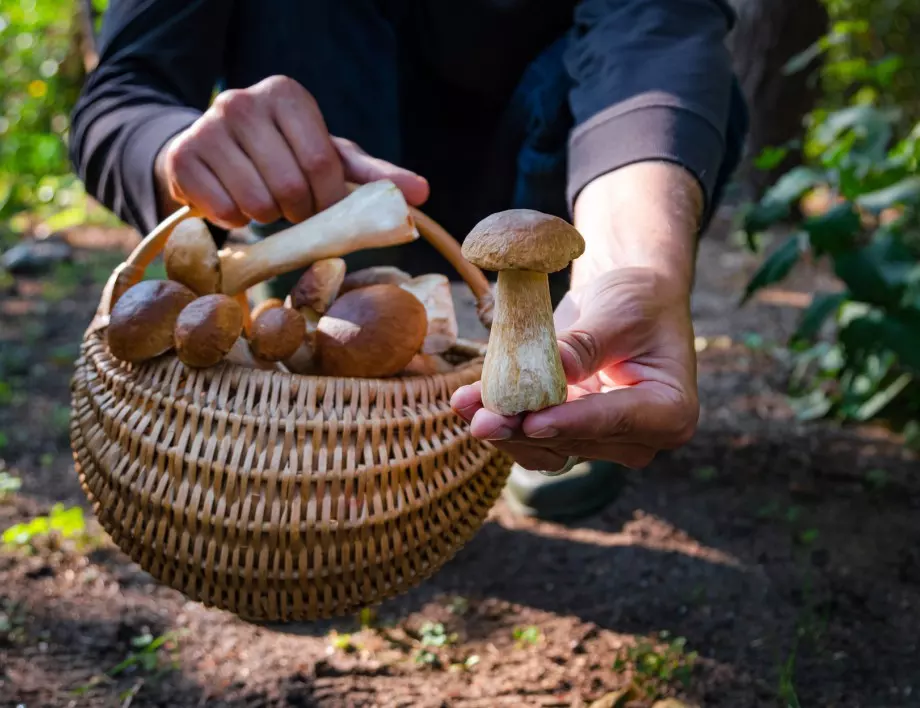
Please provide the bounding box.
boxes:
[174,294,244,368]
[315,284,427,378]
[249,306,306,362]
[107,279,197,363]
[461,209,585,416]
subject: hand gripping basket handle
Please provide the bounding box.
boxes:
[96,183,495,329]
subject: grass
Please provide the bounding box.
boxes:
[512,625,541,647]
[612,631,698,701]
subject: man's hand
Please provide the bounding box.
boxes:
[451,161,704,472]
[155,75,429,228]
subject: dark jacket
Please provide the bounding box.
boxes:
[70,0,745,263]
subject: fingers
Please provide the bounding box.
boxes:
[520,386,698,449]
[164,147,247,229]
[334,137,430,207]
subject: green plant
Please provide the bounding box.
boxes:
[413,621,458,667]
[2,503,91,549]
[613,631,697,700]
[73,629,185,696]
[512,625,541,647]
[0,470,21,499]
[742,43,920,429]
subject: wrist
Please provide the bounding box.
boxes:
[571,162,702,294]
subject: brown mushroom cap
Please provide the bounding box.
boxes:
[290,258,346,314]
[462,209,585,273]
[339,265,411,295]
[107,279,197,363]
[250,297,285,322]
[164,217,220,295]
[316,284,427,378]
[174,294,244,368]
[250,306,306,362]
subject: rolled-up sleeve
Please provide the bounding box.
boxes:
[69,0,231,235]
[564,0,736,213]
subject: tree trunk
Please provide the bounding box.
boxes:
[726,0,829,200]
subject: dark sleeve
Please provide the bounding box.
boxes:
[69,0,232,235]
[563,0,736,215]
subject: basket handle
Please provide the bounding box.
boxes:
[96,184,494,329]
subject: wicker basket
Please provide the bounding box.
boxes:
[70,201,512,622]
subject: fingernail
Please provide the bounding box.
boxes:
[485,426,513,441]
[527,427,558,439]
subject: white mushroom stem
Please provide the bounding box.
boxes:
[480,270,567,416]
[225,337,285,371]
[218,180,418,295]
[398,274,458,354]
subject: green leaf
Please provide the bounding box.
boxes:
[763,167,825,208]
[792,292,847,342]
[856,176,920,212]
[742,233,804,304]
[754,146,790,171]
[789,390,833,421]
[833,249,902,308]
[803,202,861,255]
[854,372,913,421]
[840,310,920,374]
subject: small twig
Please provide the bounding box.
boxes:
[121,678,144,708]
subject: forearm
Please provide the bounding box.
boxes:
[571,161,703,293]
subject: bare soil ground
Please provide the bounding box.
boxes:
[1,211,919,708]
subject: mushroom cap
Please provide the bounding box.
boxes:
[164,217,221,295]
[462,209,585,273]
[250,306,306,362]
[174,294,244,368]
[290,258,347,314]
[250,297,285,322]
[316,284,427,378]
[339,265,411,295]
[107,279,197,363]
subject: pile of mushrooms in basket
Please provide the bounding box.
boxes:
[104,178,586,402]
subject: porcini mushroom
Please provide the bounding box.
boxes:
[398,274,458,354]
[250,297,284,321]
[174,294,244,368]
[225,337,284,371]
[339,265,411,295]
[107,279,197,363]
[249,306,306,362]
[461,209,585,416]
[315,284,427,378]
[166,180,418,296]
[164,217,220,295]
[290,258,346,316]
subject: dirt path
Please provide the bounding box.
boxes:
[1,213,918,708]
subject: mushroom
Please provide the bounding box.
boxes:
[315,284,427,378]
[163,217,220,295]
[174,294,245,368]
[398,274,458,354]
[339,265,411,295]
[400,352,454,377]
[249,306,306,362]
[290,258,346,317]
[250,297,285,321]
[107,279,197,363]
[164,180,418,296]
[225,337,284,371]
[461,209,585,416]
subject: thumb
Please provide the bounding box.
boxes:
[333,138,430,207]
[556,302,641,384]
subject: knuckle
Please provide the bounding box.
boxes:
[302,148,338,177]
[273,174,309,205]
[565,329,600,370]
[262,75,312,102]
[166,140,195,173]
[213,88,255,119]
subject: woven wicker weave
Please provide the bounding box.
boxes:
[70,199,512,622]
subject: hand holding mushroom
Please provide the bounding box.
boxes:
[451,208,700,473]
